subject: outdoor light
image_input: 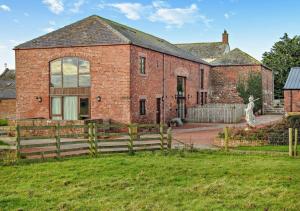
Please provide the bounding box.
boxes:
[36,96,42,103]
[96,96,101,102]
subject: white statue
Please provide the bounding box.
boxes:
[245,95,256,128]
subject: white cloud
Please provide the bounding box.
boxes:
[0,44,6,49]
[108,3,144,20]
[224,11,235,19]
[98,1,212,28]
[224,13,229,19]
[42,0,64,14]
[152,1,169,8]
[0,4,10,12]
[149,4,211,28]
[70,0,85,13]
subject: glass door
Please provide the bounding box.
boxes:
[177,76,186,119]
[63,96,78,120]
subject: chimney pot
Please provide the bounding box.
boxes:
[222,30,229,44]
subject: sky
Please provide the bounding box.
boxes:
[0,0,300,72]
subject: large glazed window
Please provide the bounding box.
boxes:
[50,57,91,120]
[50,57,90,88]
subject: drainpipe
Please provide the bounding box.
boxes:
[163,54,165,124]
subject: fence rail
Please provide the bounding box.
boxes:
[11,123,172,160]
[187,104,246,123]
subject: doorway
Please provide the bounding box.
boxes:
[177,76,186,119]
[156,98,161,124]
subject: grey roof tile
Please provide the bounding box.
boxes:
[284,67,300,90]
[0,80,16,99]
[15,15,208,65]
[211,48,261,66]
[175,42,229,60]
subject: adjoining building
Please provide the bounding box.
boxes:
[0,68,16,119]
[283,67,300,112]
[12,15,274,124]
[176,33,273,113]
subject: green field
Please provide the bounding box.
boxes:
[1,151,300,210]
[236,145,300,153]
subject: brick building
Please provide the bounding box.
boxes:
[14,15,210,124]
[176,33,273,112]
[0,68,16,119]
[283,67,300,112]
[13,15,273,124]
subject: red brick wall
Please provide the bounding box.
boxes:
[210,65,273,111]
[15,45,131,123]
[0,99,16,119]
[284,90,300,112]
[16,44,212,124]
[130,45,210,123]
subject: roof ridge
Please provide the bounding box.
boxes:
[175,42,224,45]
[94,16,131,44]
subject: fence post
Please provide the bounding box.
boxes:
[88,123,96,156]
[294,128,298,157]
[93,123,99,155]
[160,124,164,150]
[224,127,229,152]
[128,124,136,155]
[167,127,172,150]
[55,123,61,159]
[289,128,293,157]
[15,125,20,159]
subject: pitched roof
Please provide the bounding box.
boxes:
[175,42,229,61]
[0,68,15,80]
[284,67,300,90]
[15,15,208,65]
[0,80,16,99]
[210,48,261,66]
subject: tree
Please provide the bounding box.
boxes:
[262,33,300,99]
[237,72,262,113]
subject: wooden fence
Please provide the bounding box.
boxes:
[187,104,246,123]
[9,123,172,160]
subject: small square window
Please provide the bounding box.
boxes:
[140,57,146,74]
[139,99,146,115]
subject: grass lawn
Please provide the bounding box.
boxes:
[236,145,300,153]
[1,151,300,210]
[0,140,9,146]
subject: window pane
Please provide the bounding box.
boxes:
[52,116,62,120]
[140,100,146,115]
[79,60,90,74]
[50,59,61,74]
[140,57,145,74]
[51,75,62,88]
[63,96,78,120]
[63,58,78,88]
[80,98,89,119]
[52,97,61,115]
[79,74,90,87]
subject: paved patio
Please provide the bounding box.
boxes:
[173,115,283,149]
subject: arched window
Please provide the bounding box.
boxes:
[50,57,90,88]
[50,57,91,120]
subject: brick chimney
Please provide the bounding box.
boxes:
[222,30,229,44]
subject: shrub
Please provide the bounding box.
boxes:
[237,72,262,113]
[0,119,8,126]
